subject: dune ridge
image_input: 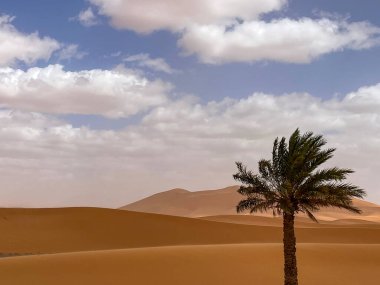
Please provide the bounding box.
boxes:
[121,186,380,223]
[0,207,380,256]
[200,214,380,227]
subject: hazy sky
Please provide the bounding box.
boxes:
[0,0,379,207]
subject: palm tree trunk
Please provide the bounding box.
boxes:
[283,212,298,285]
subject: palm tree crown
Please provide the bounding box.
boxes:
[233,129,365,221]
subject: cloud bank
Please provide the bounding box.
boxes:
[88,0,380,64]
[179,19,380,63]
[1,84,379,207]
[0,65,172,118]
[89,0,286,33]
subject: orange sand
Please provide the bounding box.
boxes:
[0,186,379,285]
[0,244,379,285]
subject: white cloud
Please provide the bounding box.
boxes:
[75,7,98,27]
[179,18,380,64]
[0,14,60,66]
[87,1,380,64]
[341,83,380,113]
[0,65,172,118]
[124,53,176,73]
[57,44,87,61]
[0,84,379,207]
[89,0,286,33]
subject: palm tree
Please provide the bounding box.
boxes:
[233,129,365,285]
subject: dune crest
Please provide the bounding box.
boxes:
[120,186,380,223]
[0,207,379,255]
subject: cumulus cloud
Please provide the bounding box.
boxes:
[0,65,172,118]
[57,44,87,61]
[87,1,380,64]
[124,53,176,73]
[0,84,379,207]
[341,83,380,113]
[73,7,99,27]
[0,14,60,66]
[179,18,380,63]
[89,0,286,33]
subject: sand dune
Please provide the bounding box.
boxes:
[200,214,380,227]
[120,186,241,217]
[121,186,380,222]
[0,244,379,285]
[0,207,278,254]
[1,195,379,285]
[0,207,380,256]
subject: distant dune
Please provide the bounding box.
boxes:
[120,186,241,217]
[120,186,380,222]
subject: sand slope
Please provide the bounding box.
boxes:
[0,244,379,285]
[0,207,379,285]
[201,214,380,227]
[0,207,380,256]
[121,186,380,222]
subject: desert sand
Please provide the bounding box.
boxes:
[0,244,379,285]
[0,186,379,285]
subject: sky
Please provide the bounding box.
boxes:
[0,0,379,207]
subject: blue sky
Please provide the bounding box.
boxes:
[2,0,380,105]
[0,0,379,206]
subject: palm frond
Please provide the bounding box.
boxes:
[299,182,365,214]
[258,159,273,179]
[233,162,255,185]
[236,198,276,214]
[304,208,319,223]
[234,162,277,198]
[299,204,319,222]
[297,168,355,196]
[234,129,366,224]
